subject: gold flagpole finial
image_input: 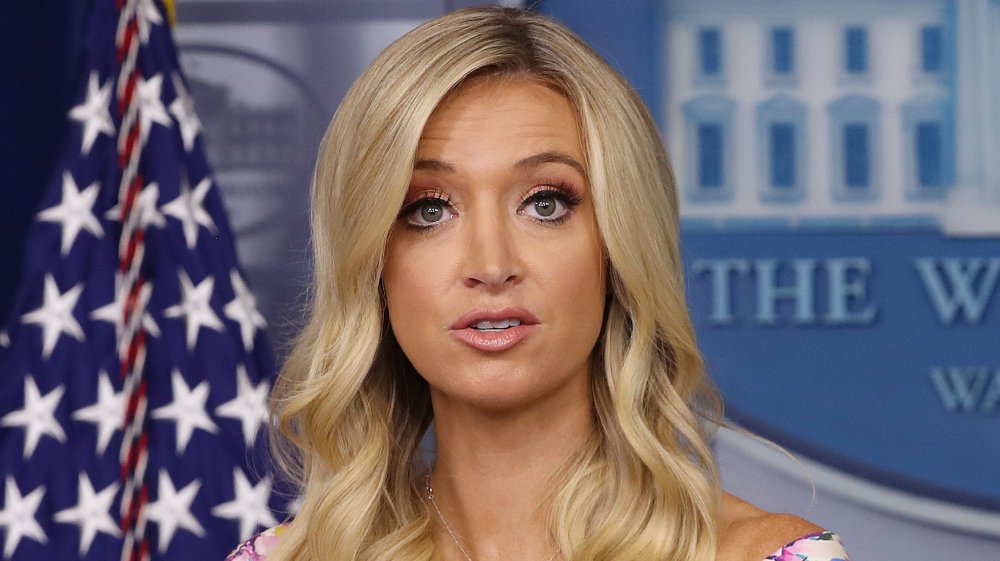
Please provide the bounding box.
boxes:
[162,0,176,27]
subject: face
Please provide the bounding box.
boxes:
[382,78,607,414]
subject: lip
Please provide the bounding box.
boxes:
[449,307,540,330]
[448,307,540,353]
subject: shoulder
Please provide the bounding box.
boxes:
[224,523,289,561]
[716,493,847,561]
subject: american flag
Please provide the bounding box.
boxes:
[0,0,282,560]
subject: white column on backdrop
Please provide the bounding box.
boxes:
[943,0,1000,235]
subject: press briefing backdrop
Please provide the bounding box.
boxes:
[3,1,998,560]
[658,2,1000,557]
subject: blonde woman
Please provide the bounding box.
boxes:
[227,7,850,561]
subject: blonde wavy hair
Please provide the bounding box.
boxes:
[268,7,723,561]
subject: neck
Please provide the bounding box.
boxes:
[427,381,594,561]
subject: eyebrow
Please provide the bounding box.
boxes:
[413,151,587,177]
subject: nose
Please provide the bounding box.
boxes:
[460,206,523,291]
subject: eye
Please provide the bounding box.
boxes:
[402,197,455,229]
[519,188,579,222]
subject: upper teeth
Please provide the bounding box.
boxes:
[473,319,522,330]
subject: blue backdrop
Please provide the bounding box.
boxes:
[0,1,87,326]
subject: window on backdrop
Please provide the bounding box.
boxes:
[770,123,796,188]
[843,123,870,189]
[682,95,735,202]
[755,95,807,202]
[699,27,722,78]
[920,25,943,74]
[915,122,943,187]
[828,95,880,201]
[901,96,951,199]
[844,26,868,75]
[698,123,724,188]
[772,27,794,76]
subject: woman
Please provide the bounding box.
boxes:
[227,7,850,561]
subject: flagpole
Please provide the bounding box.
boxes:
[0,0,279,557]
[113,1,152,560]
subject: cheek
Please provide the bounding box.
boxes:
[532,232,607,327]
[384,245,418,326]
[383,241,449,339]
[383,240,410,325]
[571,230,608,340]
[562,221,606,295]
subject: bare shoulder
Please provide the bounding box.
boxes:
[716,493,824,561]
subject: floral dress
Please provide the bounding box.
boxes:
[766,532,849,561]
[225,525,849,561]
[225,524,285,561]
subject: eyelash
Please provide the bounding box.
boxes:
[398,183,583,232]
[519,183,584,226]
[398,190,453,233]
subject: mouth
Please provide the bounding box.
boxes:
[470,318,523,332]
[450,307,540,330]
[449,308,539,352]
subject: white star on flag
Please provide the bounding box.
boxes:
[215,364,269,447]
[151,370,218,454]
[224,270,267,352]
[0,477,47,558]
[0,377,66,459]
[71,371,125,456]
[147,470,205,553]
[67,72,113,154]
[135,0,164,44]
[105,182,166,229]
[19,274,85,358]
[164,271,224,349]
[137,73,172,144]
[0,0,282,557]
[169,73,202,152]
[91,276,161,346]
[37,171,104,255]
[211,468,277,540]
[163,176,216,249]
[53,473,120,556]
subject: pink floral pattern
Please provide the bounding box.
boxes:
[766,531,849,561]
[226,525,848,561]
[224,523,286,561]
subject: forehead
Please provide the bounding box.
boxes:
[416,77,585,166]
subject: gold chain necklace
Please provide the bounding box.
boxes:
[424,472,561,561]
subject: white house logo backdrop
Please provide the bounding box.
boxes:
[663,0,1000,533]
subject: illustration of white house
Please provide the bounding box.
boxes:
[662,0,1000,235]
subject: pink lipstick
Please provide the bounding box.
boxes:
[449,307,539,352]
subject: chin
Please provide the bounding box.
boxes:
[431,364,586,415]
[462,392,539,414]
